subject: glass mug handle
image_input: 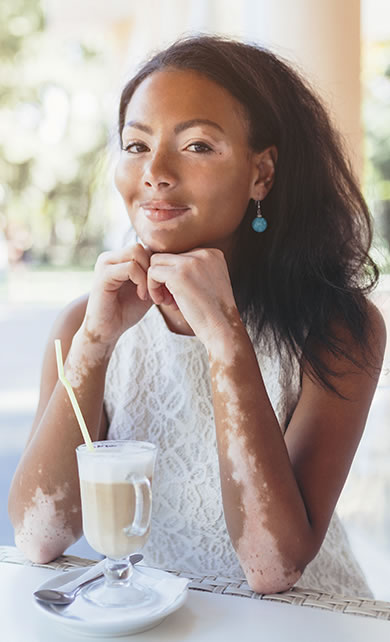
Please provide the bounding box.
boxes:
[123,474,152,537]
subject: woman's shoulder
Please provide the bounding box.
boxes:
[37,294,89,376]
[303,298,386,395]
[332,299,386,362]
[50,294,89,343]
[362,299,386,370]
[367,298,387,340]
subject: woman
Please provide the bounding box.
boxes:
[8,35,386,597]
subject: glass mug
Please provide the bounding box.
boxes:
[76,440,157,608]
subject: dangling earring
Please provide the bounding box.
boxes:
[251,200,268,233]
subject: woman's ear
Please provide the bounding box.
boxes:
[250,145,278,201]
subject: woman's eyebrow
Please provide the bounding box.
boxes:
[123,118,225,135]
[174,119,225,134]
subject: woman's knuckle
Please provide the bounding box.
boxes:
[210,247,223,260]
[95,251,110,268]
[180,264,192,281]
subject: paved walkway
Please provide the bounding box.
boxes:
[0,267,95,550]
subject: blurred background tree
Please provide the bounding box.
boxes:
[0,0,111,269]
[364,39,390,272]
[0,0,389,275]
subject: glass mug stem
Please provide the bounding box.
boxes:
[84,555,148,607]
[104,556,134,588]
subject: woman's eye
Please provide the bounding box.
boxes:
[186,142,213,153]
[122,142,148,153]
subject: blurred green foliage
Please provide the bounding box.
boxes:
[0,2,389,273]
[364,40,390,272]
[0,0,112,267]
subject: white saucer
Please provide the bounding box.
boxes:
[33,565,189,637]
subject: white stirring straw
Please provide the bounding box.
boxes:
[54,339,94,452]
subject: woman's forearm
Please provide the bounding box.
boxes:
[9,241,154,564]
[208,317,314,593]
[8,329,112,563]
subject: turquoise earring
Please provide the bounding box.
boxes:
[251,200,268,233]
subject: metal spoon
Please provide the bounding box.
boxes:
[33,553,144,606]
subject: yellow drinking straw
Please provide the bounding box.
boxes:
[54,339,94,452]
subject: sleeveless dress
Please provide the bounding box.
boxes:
[105,304,372,597]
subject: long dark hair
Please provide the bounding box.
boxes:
[118,35,379,394]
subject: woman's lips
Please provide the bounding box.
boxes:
[141,207,190,221]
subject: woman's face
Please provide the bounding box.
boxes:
[115,68,265,255]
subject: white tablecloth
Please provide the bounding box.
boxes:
[1,561,389,641]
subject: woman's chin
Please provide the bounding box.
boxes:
[139,234,197,255]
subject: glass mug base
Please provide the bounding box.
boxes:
[82,576,155,609]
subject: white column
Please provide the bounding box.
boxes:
[243,0,362,178]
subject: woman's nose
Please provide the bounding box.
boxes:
[143,150,178,189]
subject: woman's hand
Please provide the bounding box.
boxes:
[81,244,154,349]
[147,248,239,347]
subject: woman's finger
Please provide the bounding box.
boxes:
[97,243,152,273]
[147,264,175,305]
[103,260,148,300]
[160,286,178,308]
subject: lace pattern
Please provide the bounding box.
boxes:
[105,305,372,597]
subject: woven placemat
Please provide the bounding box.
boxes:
[166,569,390,621]
[1,546,389,620]
[0,545,98,571]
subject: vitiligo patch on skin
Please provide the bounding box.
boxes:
[65,356,90,389]
[134,211,193,251]
[15,485,77,563]
[226,426,300,591]
[209,303,302,591]
[82,324,104,346]
[65,337,106,389]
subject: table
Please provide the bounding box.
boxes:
[1,546,389,641]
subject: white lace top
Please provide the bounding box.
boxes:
[105,304,371,597]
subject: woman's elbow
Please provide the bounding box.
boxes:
[13,522,78,564]
[9,497,80,564]
[8,481,82,564]
[243,561,303,595]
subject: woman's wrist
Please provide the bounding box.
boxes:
[65,326,116,388]
[203,308,249,361]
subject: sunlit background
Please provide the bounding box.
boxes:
[1,0,390,598]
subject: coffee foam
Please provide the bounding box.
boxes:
[78,446,155,483]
